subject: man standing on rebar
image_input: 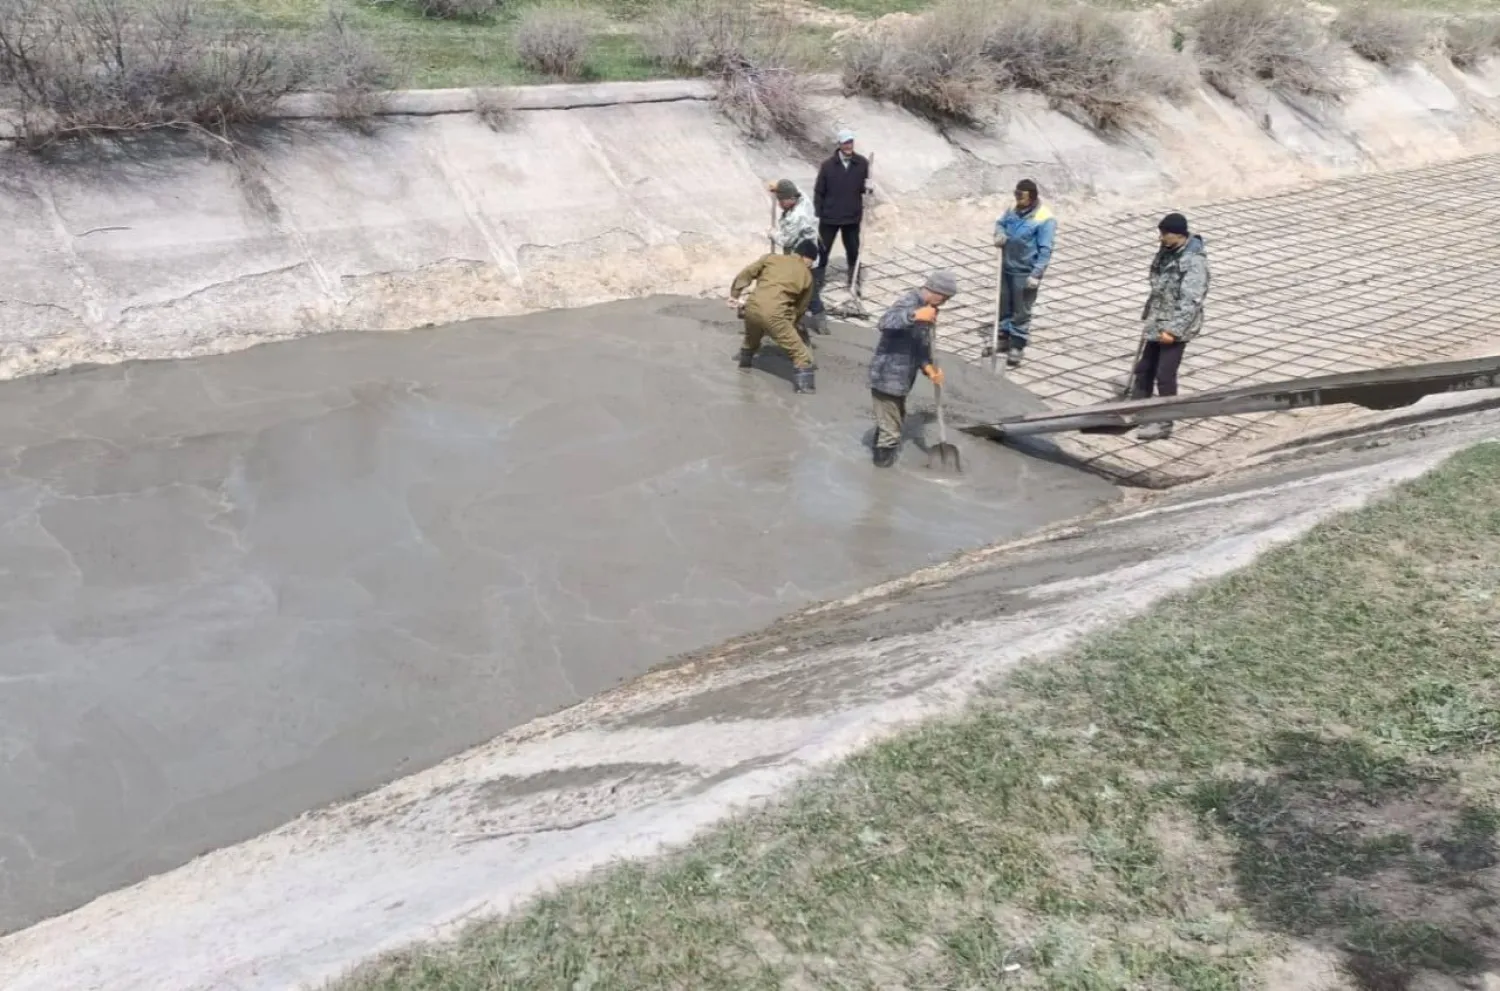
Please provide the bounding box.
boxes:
[813,129,871,292]
[989,178,1057,368]
[767,178,827,334]
[1132,212,1210,442]
[868,271,959,468]
[729,239,821,394]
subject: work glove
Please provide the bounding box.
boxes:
[993,231,1008,248]
[1026,276,1041,290]
[913,305,938,324]
[922,363,944,387]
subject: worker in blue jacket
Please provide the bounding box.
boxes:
[988,178,1057,368]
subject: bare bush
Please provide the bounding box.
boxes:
[839,5,997,127]
[0,0,319,148]
[1333,4,1425,68]
[1446,15,1500,70]
[1189,0,1346,101]
[982,3,1187,129]
[473,86,515,130]
[309,9,395,124]
[514,5,596,80]
[415,0,498,20]
[643,0,814,144]
[841,0,1187,131]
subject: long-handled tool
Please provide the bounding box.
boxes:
[1116,337,1146,399]
[987,247,1003,374]
[926,321,962,474]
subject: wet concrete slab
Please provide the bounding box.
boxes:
[0,295,1114,932]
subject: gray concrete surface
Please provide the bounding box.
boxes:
[6,392,1492,991]
[0,295,1113,934]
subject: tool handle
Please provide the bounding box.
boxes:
[989,248,1003,374]
[935,382,948,445]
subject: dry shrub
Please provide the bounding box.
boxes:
[1446,15,1500,71]
[644,0,813,143]
[473,86,515,130]
[982,2,1188,129]
[514,5,596,80]
[1332,4,1426,68]
[309,9,395,125]
[0,0,314,148]
[841,0,1186,131]
[1189,0,1346,101]
[415,0,498,20]
[840,1,998,127]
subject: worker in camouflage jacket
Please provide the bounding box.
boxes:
[1132,212,1210,441]
[867,270,958,468]
[767,178,827,334]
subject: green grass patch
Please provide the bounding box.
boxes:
[332,443,1500,991]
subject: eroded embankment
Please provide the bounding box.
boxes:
[1,55,1498,380]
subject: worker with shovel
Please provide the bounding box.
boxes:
[1131,212,1211,441]
[730,239,821,394]
[767,178,827,335]
[868,271,959,468]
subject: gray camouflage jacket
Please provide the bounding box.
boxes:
[1141,235,1210,343]
[869,289,935,398]
[775,195,819,254]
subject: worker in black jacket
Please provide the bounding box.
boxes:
[813,129,871,291]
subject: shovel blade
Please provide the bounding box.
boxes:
[927,442,963,473]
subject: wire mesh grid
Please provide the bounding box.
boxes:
[850,154,1500,485]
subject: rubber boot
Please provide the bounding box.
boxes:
[793,367,816,394]
[872,446,896,468]
[738,348,755,369]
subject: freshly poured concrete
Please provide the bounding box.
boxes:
[0,295,1113,932]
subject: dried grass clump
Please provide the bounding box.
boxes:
[983,2,1189,129]
[1445,15,1500,71]
[0,0,314,148]
[644,0,813,143]
[1332,4,1426,68]
[514,5,596,80]
[1189,0,1346,101]
[309,9,396,125]
[841,0,1188,131]
[840,1,998,127]
[415,0,498,20]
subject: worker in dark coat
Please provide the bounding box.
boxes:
[813,129,871,292]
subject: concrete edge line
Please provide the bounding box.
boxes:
[0,74,849,135]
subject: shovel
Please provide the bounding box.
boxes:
[1116,337,1145,399]
[926,320,962,473]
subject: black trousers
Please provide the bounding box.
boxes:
[817,222,861,282]
[1132,340,1186,399]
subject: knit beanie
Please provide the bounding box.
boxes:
[774,179,799,199]
[1158,212,1190,236]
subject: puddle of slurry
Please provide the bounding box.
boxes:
[0,294,1116,934]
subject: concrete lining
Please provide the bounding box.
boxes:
[0,296,1114,934]
[1,59,1497,381]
